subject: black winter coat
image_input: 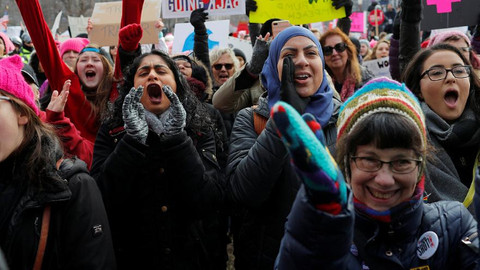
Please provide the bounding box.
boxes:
[277,186,479,269]
[91,124,224,270]
[226,96,339,269]
[2,157,115,270]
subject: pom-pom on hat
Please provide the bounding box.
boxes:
[60,37,89,57]
[337,77,426,148]
[0,55,39,115]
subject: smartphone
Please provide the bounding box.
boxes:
[272,20,291,38]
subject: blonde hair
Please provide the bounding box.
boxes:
[209,48,240,72]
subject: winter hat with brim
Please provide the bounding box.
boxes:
[0,32,14,54]
[60,37,90,57]
[428,30,470,47]
[337,77,426,149]
[0,55,39,115]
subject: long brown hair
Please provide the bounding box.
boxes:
[1,90,63,187]
[320,28,362,85]
[74,44,114,120]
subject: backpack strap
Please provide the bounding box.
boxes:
[252,105,268,136]
[33,205,51,270]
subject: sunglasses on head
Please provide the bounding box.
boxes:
[323,42,348,56]
[213,63,234,70]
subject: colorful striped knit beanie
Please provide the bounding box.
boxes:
[337,77,426,148]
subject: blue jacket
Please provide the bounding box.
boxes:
[276,185,479,270]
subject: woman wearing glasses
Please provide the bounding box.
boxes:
[272,77,479,269]
[209,48,240,88]
[320,28,373,101]
[403,44,480,215]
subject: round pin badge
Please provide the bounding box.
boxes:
[417,231,439,260]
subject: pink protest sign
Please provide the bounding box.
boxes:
[350,12,365,33]
[421,0,479,30]
[426,0,461,13]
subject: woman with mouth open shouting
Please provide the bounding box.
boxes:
[226,26,340,269]
[90,50,224,270]
[402,44,480,215]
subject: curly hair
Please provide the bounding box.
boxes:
[109,50,212,137]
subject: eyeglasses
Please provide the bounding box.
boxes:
[0,96,11,102]
[213,63,234,70]
[351,156,422,174]
[420,65,471,81]
[460,47,472,52]
[323,42,348,56]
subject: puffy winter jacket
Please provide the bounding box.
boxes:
[276,185,479,270]
[2,156,115,270]
[226,96,339,269]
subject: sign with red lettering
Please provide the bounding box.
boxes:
[162,0,245,19]
[368,9,384,26]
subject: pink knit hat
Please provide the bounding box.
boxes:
[0,55,39,115]
[428,30,470,47]
[60,37,89,56]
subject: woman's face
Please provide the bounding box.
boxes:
[174,59,193,78]
[212,53,235,86]
[323,35,348,72]
[0,38,5,57]
[134,54,177,115]
[110,46,118,59]
[445,39,470,61]
[419,50,470,122]
[277,36,323,98]
[349,144,419,212]
[360,43,369,57]
[0,96,28,162]
[375,42,389,59]
[76,52,105,90]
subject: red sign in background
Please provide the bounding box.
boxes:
[368,9,385,26]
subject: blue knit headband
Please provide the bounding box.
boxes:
[80,47,100,54]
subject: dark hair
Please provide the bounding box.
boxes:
[260,18,281,37]
[336,113,426,179]
[110,50,212,136]
[402,43,480,114]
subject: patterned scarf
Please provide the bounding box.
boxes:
[339,76,356,102]
[353,176,425,223]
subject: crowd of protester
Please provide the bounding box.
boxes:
[1,0,480,269]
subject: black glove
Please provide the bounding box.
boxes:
[401,0,423,23]
[332,0,353,18]
[246,36,270,75]
[392,11,401,40]
[245,0,258,16]
[190,8,208,32]
[280,57,310,114]
[122,86,149,144]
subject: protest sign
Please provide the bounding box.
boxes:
[421,0,480,30]
[227,36,252,62]
[362,56,391,79]
[249,0,345,25]
[68,15,89,38]
[162,0,245,19]
[51,11,62,37]
[350,12,366,33]
[172,20,229,54]
[89,0,161,46]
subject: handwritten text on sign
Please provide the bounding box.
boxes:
[162,0,245,19]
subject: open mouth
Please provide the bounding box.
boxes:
[147,84,162,104]
[219,74,229,80]
[295,73,310,83]
[444,90,459,108]
[85,71,96,79]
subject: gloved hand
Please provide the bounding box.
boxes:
[392,11,401,40]
[332,0,353,18]
[246,33,271,75]
[271,101,347,214]
[122,86,149,144]
[190,8,208,33]
[119,23,143,52]
[245,0,258,16]
[280,56,310,114]
[401,0,423,23]
[144,85,186,137]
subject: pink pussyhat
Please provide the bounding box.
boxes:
[0,55,39,115]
